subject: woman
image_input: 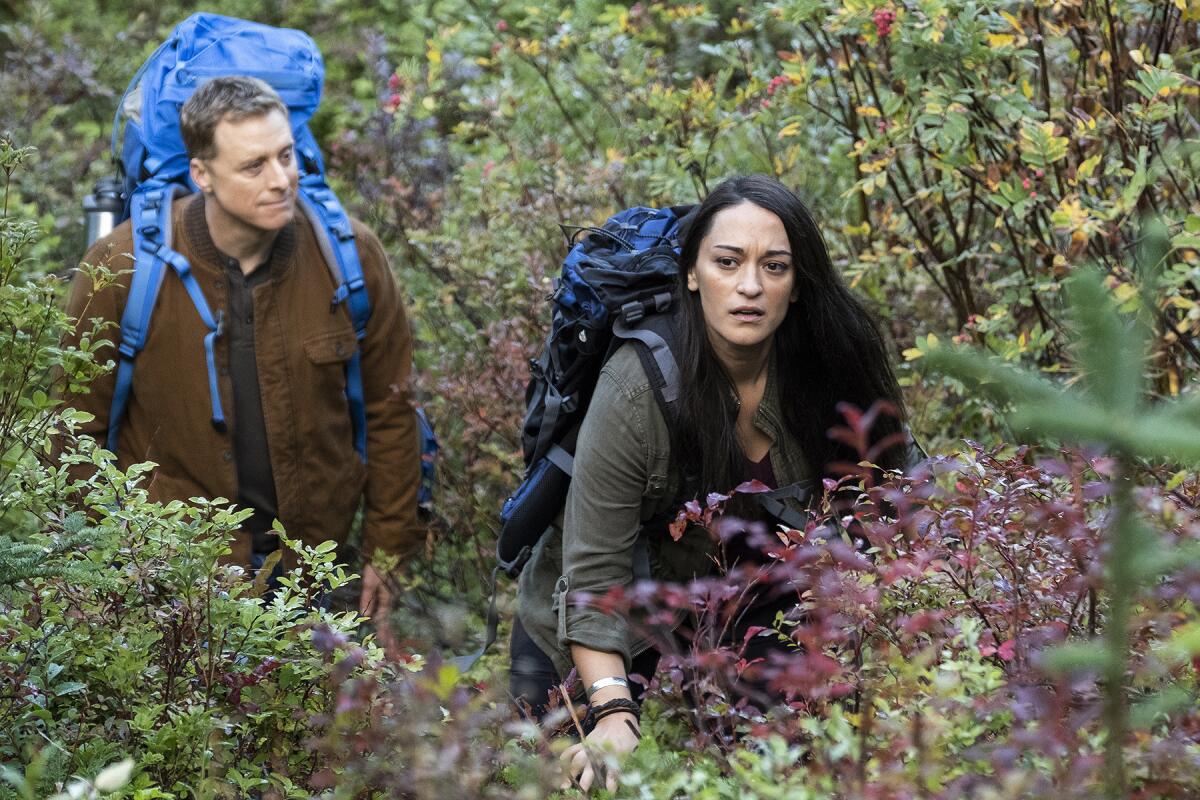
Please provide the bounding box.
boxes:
[512,175,909,791]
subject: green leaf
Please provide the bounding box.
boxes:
[53,681,87,697]
[1125,415,1200,463]
[1009,399,1118,446]
[1065,267,1145,415]
[1130,684,1195,729]
[921,346,1066,407]
[1041,641,1112,676]
[1159,622,1200,665]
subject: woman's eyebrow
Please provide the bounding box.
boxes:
[713,244,792,258]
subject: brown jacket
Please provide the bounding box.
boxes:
[62,193,422,567]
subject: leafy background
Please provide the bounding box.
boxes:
[1,0,1199,797]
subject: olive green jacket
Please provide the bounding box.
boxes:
[516,344,812,679]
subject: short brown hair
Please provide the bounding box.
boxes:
[180,76,287,160]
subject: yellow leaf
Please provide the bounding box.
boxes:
[1129,49,1144,66]
[902,347,924,361]
[1113,283,1138,303]
[422,96,436,111]
[427,41,442,65]
[1001,11,1023,33]
[1168,295,1196,310]
[1078,154,1102,179]
[778,122,803,139]
[856,105,881,118]
[925,333,940,347]
[1022,79,1034,99]
[988,34,1015,48]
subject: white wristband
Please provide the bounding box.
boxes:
[586,676,630,697]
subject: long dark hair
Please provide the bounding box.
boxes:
[671,175,906,496]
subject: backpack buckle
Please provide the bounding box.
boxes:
[620,300,645,324]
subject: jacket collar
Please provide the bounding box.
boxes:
[180,193,298,280]
[753,350,811,484]
[752,352,782,437]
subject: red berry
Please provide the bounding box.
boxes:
[496,20,508,32]
[873,8,896,38]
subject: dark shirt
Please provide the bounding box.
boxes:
[219,250,280,554]
[720,451,778,569]
[744,450,777,490]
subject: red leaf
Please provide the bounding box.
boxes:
[705,491,730,508]
[668,516,688,542]
[742,625,767,645]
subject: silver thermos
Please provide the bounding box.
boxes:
[83,176,125,246]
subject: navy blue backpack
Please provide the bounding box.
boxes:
[105,13,437,503]
[440,205,691,670]
[496,205,693,576]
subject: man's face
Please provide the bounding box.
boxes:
[189,108,298,235]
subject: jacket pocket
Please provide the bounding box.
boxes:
[303,329,358,364]
[297,328,358,464]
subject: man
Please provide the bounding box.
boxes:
[62,76,421,650]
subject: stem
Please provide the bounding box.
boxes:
[1102,455,1135,799]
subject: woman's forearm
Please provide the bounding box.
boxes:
[570,644,633,703]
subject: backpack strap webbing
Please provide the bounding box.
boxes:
[108,183,227,453]
[297,174,371,463]
[754,480,816,532]
[616,314,681,424]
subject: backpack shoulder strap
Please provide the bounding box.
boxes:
[108,183,227,452]
[614,311,682,426]
[296,173,370,462]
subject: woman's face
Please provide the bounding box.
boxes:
[686,200,798,359]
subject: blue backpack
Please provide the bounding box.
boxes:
[443,205,689,670]
[106,13,437,500]
[496,205,691,576]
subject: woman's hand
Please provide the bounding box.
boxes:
[560,711,641,793]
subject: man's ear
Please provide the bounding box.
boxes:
[189,158,210,194]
